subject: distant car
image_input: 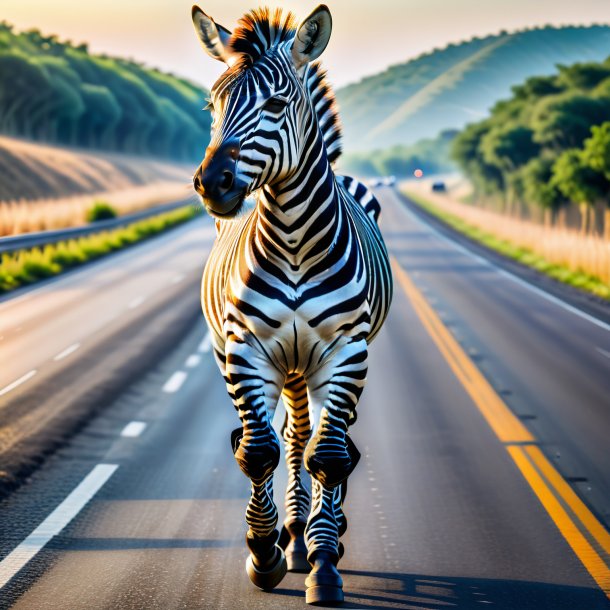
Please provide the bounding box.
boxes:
[367,178,381,187]
[432,181,447,192]
[383,176,396,186]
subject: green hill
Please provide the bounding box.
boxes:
[336,25,610,151]
[0,22,211,161]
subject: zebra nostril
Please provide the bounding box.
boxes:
[219,170,234,192]
[193,173,202,192]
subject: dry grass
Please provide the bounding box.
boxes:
[0,135,196,236]
[404,179,610,286]
[0,182,194,236]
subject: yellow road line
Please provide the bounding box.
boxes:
[509,446,610,595]
[391,256,610,598]
[391,258,533,444]
[526,445,610,556]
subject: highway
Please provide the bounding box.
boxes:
[0,187,608,609]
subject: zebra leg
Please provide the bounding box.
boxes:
[303,339,367,605]
[280,373,311,573]
[225,339,287,591]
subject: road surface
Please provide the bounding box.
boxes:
[0,188,608,609]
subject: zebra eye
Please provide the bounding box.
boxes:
[263,97,287,113]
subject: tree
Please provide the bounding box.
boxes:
[532,92,610,150]
[582,122,610,238]
[551,149,610,234]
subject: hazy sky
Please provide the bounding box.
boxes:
[3,0,610,89]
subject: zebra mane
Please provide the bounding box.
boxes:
[228,7,343,164]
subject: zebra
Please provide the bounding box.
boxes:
[191,4,392,605]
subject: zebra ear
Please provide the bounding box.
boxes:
[292,5,332,69]
[191,5,234,64]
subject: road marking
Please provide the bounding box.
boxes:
[162,370,188,393]
[399,195,610,333]
[120,421,147,438]
[0,370,37,397]
[596,347,610,360]
[392,256,610,599]
[185,354,201,368]
[128,295,146,309]
[53,343,80,362]
[508,446,610,596]
[392,259,533,444]
[198,332,212,353]
[0,463,118,590]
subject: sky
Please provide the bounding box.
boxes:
[2,0,610,89]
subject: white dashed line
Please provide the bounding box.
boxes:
[162,371,188,393]
[595,347,610,359]
[185,354,201,368]
[198,332,211,353]
[0,463,118,590]
[120,421,147,438]
[128,296,146,310]
[53,343,80,362]
[0,370,37,397]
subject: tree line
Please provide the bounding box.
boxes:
[451,56,610,235]
[0,22,211,161]
[339,130,458,178]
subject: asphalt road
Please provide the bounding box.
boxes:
[0,188,608,609]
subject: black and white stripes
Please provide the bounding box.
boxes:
[191,5,392,599]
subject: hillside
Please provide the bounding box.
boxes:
[0,22,211,160]
[336,25,610,151]
[0,136,195,236]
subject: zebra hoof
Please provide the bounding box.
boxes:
[306,584,344,606]
[246,546,287,591]
[305,552,343,606]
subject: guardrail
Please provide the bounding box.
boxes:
[0,197,199,255]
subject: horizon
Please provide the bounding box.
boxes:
[2,1,610,90]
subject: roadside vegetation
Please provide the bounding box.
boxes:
[403,186,610,300]
[0,206,201,293]
[451,57,610,236]
[0,182,192,237]
[0,21,211,160]
[339,130,457,178]
[337,25,610,151]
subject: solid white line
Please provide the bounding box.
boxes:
[162,370,188,393]
[0,463,118,590]
[198,332,211,353]
[120,421,147,438]
[595,347,610,359]
[185,354,201,368]
[0,370,37,397]
[399,196,610,333]
[53,343,80,362]
[128,295,146,310]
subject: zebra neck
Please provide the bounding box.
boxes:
[256,141,340,268]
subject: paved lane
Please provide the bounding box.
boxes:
[385,188,610,528]
[0,190,608,608]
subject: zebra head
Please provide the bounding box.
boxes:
[191,5,334,218]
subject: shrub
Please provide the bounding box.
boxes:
[86,201,117,222]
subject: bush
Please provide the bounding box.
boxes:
[86,201,117,222]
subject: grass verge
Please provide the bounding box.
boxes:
[0,205,201,294]
[403,189,610,301]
